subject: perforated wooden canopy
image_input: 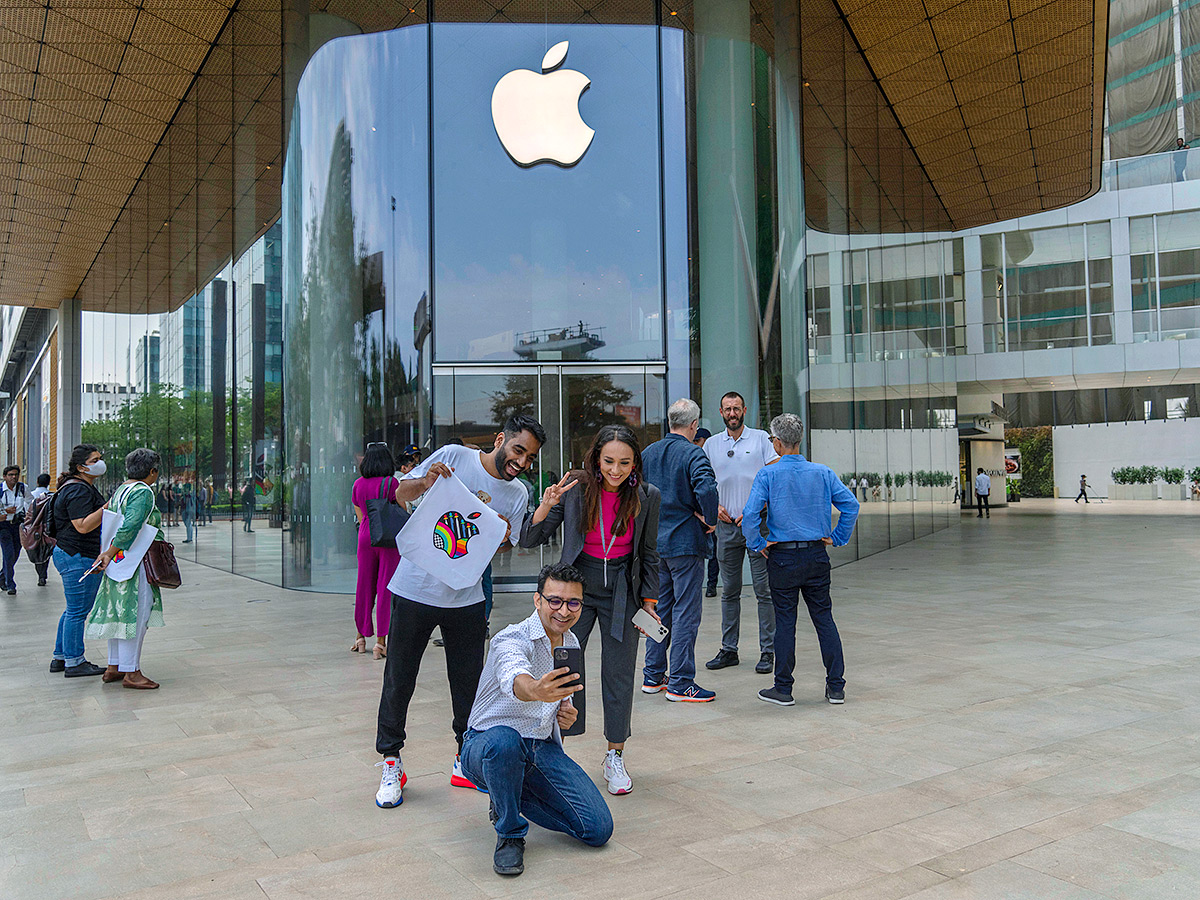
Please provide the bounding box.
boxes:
[0,0,1106,313]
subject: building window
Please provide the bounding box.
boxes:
[999,223,1113,352]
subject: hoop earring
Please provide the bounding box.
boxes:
[629,472,638,488]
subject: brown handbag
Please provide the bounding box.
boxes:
[143,539,182,589]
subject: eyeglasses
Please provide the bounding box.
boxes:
[541,594,582,612]
[367,441,387,448]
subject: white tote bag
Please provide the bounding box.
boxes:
[98,484,159,583]
[395,474,508,590]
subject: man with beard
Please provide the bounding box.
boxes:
[703,391,779,675]
[374,414,546,809]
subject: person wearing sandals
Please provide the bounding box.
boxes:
[519,423,661,796]
[351,442,401,660]
[85,448,166,690]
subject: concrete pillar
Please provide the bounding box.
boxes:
[695,0,759,424]
[1111,217,1134,344]
[963,235,985,355]
[56,297,82,477]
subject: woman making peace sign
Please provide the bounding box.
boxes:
[520,424,661,796]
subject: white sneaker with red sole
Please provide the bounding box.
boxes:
[451,754,488,793]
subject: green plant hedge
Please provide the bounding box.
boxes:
[1004,426,1054,497]
[1162,467,1185,484]
[1190,466,1200,485]
[1111,465,1161,484]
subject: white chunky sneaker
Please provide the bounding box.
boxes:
[375,757,407,808]
[603,749,633,795]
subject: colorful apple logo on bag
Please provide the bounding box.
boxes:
[433,511,482,559]
[491,41,595,167]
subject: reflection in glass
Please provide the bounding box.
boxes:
[431,24,663,363]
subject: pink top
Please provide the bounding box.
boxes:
[352,476,399,552]
[582,489,634,560]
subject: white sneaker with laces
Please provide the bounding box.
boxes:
[603,749,633,795]
[375,757,406,808]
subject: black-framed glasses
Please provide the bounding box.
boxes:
[541,594,582,612]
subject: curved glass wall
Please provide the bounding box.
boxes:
[76,2,962,594]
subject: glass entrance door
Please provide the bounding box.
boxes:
[432,364,665,589]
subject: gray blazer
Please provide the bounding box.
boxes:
[519,480,661,602]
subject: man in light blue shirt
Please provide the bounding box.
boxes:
[742,413,859,707]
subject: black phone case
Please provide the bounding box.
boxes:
[553,647,585,737]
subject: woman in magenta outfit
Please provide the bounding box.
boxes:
[351,443,401,660]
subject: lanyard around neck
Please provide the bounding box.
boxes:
[597,496,620,585]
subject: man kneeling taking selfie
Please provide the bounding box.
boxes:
[460,562,613,876]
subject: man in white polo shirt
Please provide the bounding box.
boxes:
[703,391,779,675]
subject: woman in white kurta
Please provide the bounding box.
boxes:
[85,448,165,690]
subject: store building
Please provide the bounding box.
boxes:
[0,1,1111,590]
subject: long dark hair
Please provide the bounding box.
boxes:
[578,424,643,537]
[58,443,100,483]
[360,443,396,478]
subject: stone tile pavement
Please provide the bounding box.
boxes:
[2,504,1199,899]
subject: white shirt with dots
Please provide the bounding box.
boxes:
[467,610,580,746]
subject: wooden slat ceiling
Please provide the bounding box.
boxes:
[0,0,1106,313]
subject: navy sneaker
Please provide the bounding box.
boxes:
[665,683,716,702]
[641,677,667,694]
[758,686,795,706]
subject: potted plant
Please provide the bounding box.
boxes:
[1161,466,1186,500]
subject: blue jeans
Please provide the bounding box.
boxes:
[52,547,103,666]
[460,726,612,845]
[642,554,704,692]
[183,512,194,542]
[766,545,844,694]
[0,521,20,589]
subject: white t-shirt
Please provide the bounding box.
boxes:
[388,445,529,608]
[974,473,991,495]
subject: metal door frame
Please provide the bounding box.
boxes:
[432,363,666,591]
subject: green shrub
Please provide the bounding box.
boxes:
[1190,466,1200,485]
[1162,467,1185,484]
[894,472,908,487]
[1005,427,1053,496]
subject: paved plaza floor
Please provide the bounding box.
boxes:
[3,502,1199,899]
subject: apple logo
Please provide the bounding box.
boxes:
[432,510,482,560]
[491,41,595,167]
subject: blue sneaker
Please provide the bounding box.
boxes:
[641,677,667,694]
[665,683,716,702]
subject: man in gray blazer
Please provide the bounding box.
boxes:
[640,399,719,702]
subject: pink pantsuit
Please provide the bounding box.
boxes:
[352,476,401,638]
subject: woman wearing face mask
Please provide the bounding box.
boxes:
[519,423,661,796]
[49,444,109,678]
[85,448,166,689]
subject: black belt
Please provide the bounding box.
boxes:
[771,540,827,549]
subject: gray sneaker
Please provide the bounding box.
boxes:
[758,686,795,706]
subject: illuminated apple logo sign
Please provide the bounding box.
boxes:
[491,41,595,168]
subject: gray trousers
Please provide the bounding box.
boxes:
[572,556,640,744]
[717,520,775,654]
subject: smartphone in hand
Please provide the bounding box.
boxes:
[552,645,585,737]
[632,607,669,643]
[552,646,583,687]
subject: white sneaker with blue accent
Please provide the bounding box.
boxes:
[375,757,406,808]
